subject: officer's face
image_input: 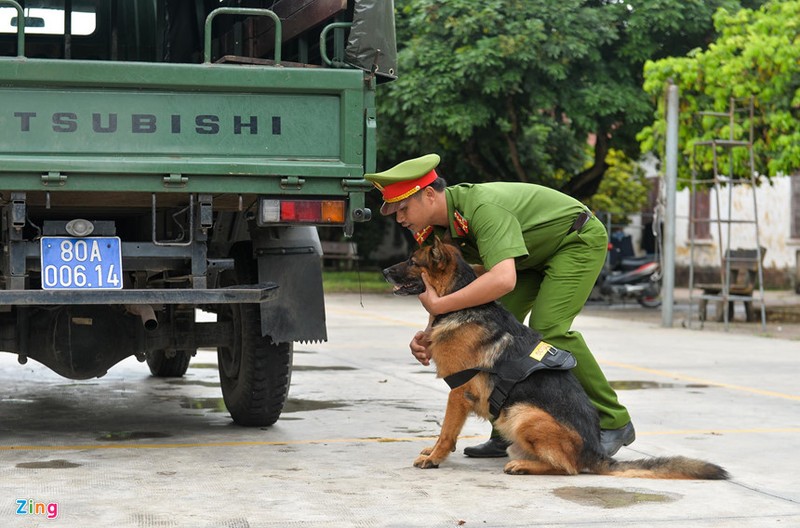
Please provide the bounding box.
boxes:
[394,192,431,233]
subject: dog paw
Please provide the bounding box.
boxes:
[503,460,530,475]
[419,446,434,456]
[413,455,440,469]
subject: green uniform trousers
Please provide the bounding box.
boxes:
[494,216,631,432]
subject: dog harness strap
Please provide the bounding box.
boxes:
[488,379,515,418]
[493,343,577,381]
[444,367,493,390]
[487,344,577,417]
[443,341,577,418]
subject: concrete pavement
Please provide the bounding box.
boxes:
[0,292,798,527]
[584,286,800,340]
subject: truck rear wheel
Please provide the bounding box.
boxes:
[147,351,192,377]
[217,303,292,426]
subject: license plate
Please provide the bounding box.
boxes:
[40,237,123,290]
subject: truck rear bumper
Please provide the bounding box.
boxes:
[0,283,277,305]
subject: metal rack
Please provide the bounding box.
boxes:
[685,98,766,331]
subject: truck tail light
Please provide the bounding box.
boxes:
[259,199,346,225]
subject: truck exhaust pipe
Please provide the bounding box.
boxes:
[125,304,158,331]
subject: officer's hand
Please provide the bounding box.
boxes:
[410,330,432,366]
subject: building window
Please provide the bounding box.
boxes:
[690,188,711,240]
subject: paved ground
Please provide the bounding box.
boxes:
[0,292,799,527]
[584,287,800,340]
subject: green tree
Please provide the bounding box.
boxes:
[378,0,761,199]
[584,149,650,225]
[639,0,800,184]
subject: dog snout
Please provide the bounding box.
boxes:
[383,261,406,280]
[383,265,400,285]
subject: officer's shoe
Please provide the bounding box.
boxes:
[601,422,636,457]
[463,437,511,458]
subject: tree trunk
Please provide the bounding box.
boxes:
[562,130,610,200]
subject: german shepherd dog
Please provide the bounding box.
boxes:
[383,238,728,479]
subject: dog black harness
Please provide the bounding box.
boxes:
[443,340,577,418]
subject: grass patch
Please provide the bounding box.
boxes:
[322,270,393,294]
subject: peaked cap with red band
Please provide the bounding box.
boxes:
[364,154,440,215]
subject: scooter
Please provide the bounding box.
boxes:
[590,232,662,308]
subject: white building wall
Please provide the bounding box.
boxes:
[672,175,797,274]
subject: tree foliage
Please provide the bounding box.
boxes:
[639,0,800,184]
[377,0,759,199]
[583,149,650,225]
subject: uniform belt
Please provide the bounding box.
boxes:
[567,211,592,235]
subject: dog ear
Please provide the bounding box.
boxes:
[431,236,444,263]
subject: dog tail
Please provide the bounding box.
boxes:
[592,456,729,480]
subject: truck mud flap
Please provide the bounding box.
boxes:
[257,252,326,344]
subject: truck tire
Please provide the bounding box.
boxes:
[147,351,192,377]
[217,303,292,426]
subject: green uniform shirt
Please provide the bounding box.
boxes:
[442,182,589,271]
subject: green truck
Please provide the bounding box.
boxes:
[0,0,395,425]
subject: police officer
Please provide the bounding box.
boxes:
[365,153,636,458]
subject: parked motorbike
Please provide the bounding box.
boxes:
[590,232,662,308]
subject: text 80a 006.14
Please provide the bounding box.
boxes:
[40,237,122,290]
